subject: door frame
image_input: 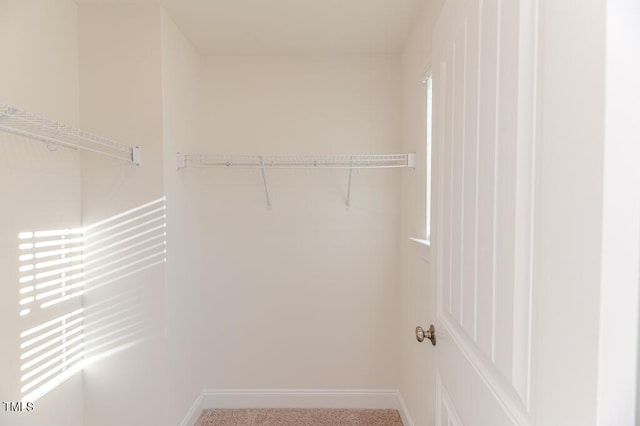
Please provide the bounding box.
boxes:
[596,0,640,424]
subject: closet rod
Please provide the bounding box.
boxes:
[176,152,415,209]
[0,104,142,165]
[177,153,415,170]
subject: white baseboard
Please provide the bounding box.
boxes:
[181,389,415,426]
[396,392,415,426]
[201,389,401,409]
[180,392,204,426]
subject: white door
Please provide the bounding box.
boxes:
[424,0,538,424]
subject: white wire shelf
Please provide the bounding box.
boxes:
[177,152,415,209]
[0,104,141,165]
[177,153,415,170]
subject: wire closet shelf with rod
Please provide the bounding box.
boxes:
[0,103,142,165]
[176,152,416,208]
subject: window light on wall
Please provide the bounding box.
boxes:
[409,72,433,261]
[425,73,433,244]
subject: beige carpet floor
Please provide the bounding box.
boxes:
[195,408,404,425]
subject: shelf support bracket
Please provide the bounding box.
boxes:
[346,156,354,207]
[0,108,15,126]
[132,146,142,166]
[259,156,272,209]
[407,152,416,168]
[177,152,186,170]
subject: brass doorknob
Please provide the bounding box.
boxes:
[415,324,436,346]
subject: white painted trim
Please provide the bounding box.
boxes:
[179,392,204,426]
[438,312,532,426]
[201,389,400,409]
[409,237,431,262]
[408,237,430,246]
[181,389,415,425]
[397,392,415,426]
[436,372,463,426]
[596,0,640,424]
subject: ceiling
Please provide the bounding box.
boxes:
[76,0,428,55]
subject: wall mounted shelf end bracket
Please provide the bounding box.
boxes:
[0,104,142,166]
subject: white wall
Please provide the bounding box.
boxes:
[160,9,205,425]
[196,55,402,390]
[398,1,444,425]
[78,4,167,426]
[0,1,84,425]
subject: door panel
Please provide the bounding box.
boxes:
[437,373,463,426]
[431,0,537,424]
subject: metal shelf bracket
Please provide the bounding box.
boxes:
[259,156,272,210]
[132,146,142,166]
[177,152,186,170]
[346,156,354,208]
